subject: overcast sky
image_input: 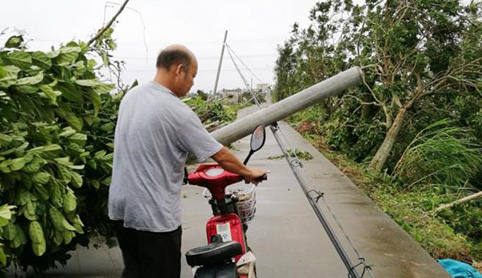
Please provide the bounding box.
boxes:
[1,0,322,93]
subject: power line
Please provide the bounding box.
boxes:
[126,67,274,73]
[225,44,264,84]
[115,53,277,61]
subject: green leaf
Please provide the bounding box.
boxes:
[33,184,49,201]
[102,153,113,162]
[71,171,83,188]
[68,133,87,146]
[0,205,15,226]
[43,144,62,153]
[102,176,111,185]
[63,189,77,213]
[87,59,97,68]
[62,218,76,232]
[73,215,84,234]
[46,49,60,59]
[101,51,109,66]
[28,144,62,156]
[6,51,32,69]
[89,91,101,116]
[63,230,75,244]
[0,245,6,266]
[75,79,102,87]
[86,159,97,170]
[32,172,50,185]
[53,231,63,246]
[32,241,46,257]
[12,85,38,94]
[0,161,10,173]
[100,122,115,132]
[28,221,44,244]
[54,157,71,166]
[31,51,52,69]
[55,82,83,103]
[0,65,21,88]
[0,134,13,145]
[76,80,114,94]
[39,85,57,104]
[94,83,115,95]
[23,157,45,173]
[5,35,24,48]
[60,46,82,54]
[58,166,72,183]
[59,127,76,137]
[16,72,44,86]
[94,150,106,160]
[14,142,29,152]
[17,189,31,206]
[0,217,8,227]
[67,163,84,170]
[49,208,65,232]
[56,47,81,66]
[90,180,100,189]
[4,222,17,241]
[25,201,37,221]
[11,225,27,248]
[9,157,27,171]
[65,113,83,131]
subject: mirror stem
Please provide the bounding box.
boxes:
[243,151,253,165]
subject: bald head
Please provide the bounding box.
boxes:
[154,44,198,97]
[156,44,196,72]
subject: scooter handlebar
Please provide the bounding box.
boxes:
[254,173,268,182]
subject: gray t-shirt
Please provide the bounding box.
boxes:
[108,81,223,232]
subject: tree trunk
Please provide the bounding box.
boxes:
[369,107,407,171]
[361,93,377,119]
[320,99,332,119]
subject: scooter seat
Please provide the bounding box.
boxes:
[186,241,243,267]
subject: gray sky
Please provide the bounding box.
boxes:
[1,0,321,93]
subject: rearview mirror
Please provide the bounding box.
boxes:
[244,125,266,165]
[250,125,266,152]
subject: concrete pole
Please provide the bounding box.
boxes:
[211,66,363,145]
[212,30,228,99]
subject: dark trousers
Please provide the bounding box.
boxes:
[113,221,182,278]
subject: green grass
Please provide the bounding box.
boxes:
[267,148,313,160]
[301,132,482,269]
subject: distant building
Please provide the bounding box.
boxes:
[221,88,242,104]
[256,83,270,91]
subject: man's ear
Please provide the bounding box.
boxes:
[175,64,185,76]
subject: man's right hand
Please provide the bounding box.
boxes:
[244,168,267,185]
[212,147,267,185]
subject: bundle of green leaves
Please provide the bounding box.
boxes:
[0,33,119,271]
[184,96,237,124]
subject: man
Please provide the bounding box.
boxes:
[108,44,266,278]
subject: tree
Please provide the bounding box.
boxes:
[0,0,131,271]
[364,0,482,170]
[274,0,482,171]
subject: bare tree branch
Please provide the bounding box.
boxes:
[432,190,482,216]
[88,0,130,46]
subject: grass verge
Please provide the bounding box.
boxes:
[299,131,482,271]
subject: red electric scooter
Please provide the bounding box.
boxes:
[186,125,267,278]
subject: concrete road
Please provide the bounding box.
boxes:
[180,123,347,278]
[9,106,450,278]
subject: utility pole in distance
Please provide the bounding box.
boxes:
[212,30,228,100]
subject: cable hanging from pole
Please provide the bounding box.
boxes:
[226,43,374,277]
[225,43,264,84]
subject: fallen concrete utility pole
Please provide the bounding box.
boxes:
[211,66,363,145]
